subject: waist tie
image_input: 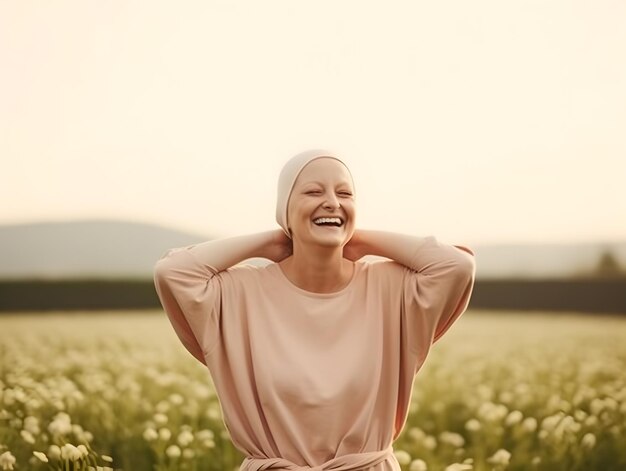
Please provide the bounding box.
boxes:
[240,445,395,471]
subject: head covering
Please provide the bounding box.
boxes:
[276,149,355,239]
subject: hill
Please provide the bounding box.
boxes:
[0,219,625,280]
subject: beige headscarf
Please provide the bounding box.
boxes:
[275,149,355,239]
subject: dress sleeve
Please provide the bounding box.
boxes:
[153,245,223,365]
[401,236,476,360]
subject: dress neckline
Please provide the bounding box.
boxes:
[273,261,360,298]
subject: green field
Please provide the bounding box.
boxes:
[0,310,625,471]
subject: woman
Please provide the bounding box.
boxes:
[153,149,476,471]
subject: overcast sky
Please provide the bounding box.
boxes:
[1,1,624,246]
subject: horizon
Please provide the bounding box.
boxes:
[3,217,626,249]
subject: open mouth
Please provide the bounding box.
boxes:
[312,217,344,228]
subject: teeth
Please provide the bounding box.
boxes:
[313,217,342,225]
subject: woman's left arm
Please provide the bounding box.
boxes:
[345,229,475,264]
[345,229,476,349]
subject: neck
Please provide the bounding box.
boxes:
[281,243,354,293]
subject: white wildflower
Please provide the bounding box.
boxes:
[27,398,42,410]
[505,410,523,426]
[48,445,62,460]
[3,389,16,406]
[49,412,72,435]
[77,444,89,458]
[540,412,564,432]
[196,429,214,441]
[33,451,48,462]
[574,409,588,422]
[552,415,580,441]
[20,429,36,444]
[24,416,40,435]
[159,428,172,441]
[193,384,211,399]
[444,464,472,471]
[590,398,605,415]
[394,450,412,466]
[477,402,508,422]
[465,419,481,432]
[0,451,16,470]
[177,430,194,447]
[439,431,465,448]
[521,417,537,433]
[207,404,222,420]
[422,435,437,450]
[183,448,195,459]
[61,443,82,461]
[169,393,184,405]
[143,427,158,441]
[166,445,181,458]
[153,413,168,425]
[487,449,511,466]
[581,433,596,449]
[601,397,617,413]
[409,458,428,471]
[408,427,426,442]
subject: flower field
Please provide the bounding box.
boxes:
[0,309,625,471]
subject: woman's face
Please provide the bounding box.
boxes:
[286,157,356,249]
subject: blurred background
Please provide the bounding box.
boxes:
[1,0,625,313]
[1,2,625,471]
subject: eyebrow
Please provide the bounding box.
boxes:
[304,181,352,187]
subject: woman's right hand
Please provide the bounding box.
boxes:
[263,229,293,262]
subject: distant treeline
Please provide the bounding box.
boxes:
[0,278,625,314]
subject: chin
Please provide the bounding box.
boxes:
[316,235,349,247]
[300,233,343,247]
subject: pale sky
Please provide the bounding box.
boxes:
[1,1,625,246]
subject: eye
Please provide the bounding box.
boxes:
[306,190,322,195]
[339,191,352,196]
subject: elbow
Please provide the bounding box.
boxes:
[153,250,178,284]
[153,257,168,280]
[153,260,170,296]
[453,248,476,285]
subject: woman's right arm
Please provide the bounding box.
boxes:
[153,229,291,364]
[179,229,291,272]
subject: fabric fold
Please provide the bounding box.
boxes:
[240,445,395,471]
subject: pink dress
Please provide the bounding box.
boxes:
[153,235,476,470]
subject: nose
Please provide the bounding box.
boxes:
[322,192,340,209]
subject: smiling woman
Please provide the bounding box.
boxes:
[278,152,358,293]
[153,148,476,471]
